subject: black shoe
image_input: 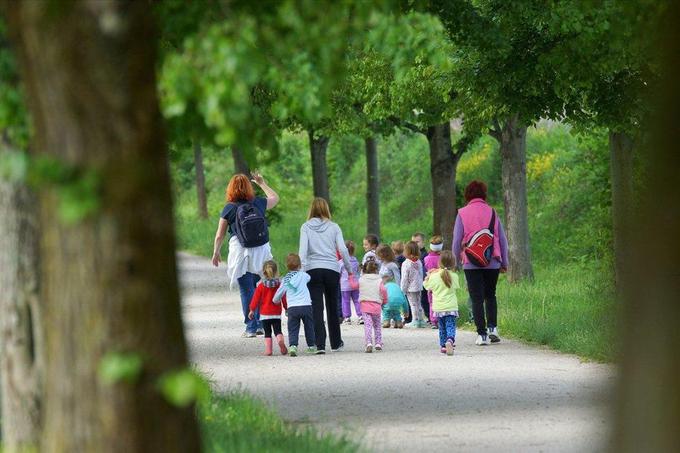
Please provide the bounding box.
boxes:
[331,341,344,352]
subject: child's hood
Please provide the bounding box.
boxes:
[360,274,382,284]
[304,217,334,234]
[283,271,307,290]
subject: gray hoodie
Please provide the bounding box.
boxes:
[299,218,352,273]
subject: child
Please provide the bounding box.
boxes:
[423,235,444,328]
[273,253,318,356]
[382,280,409,328]
[339,240,361,324]
[377,243,401,284]
[423,251,460,356]
[391,240,406,269]
[391,240,410,323]
[359,261,388,352]
[249,260,288,356]
[362,234,381,268]
[401,241,425,327]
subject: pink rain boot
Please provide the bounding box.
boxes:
[276,334,288,355]
[264,338,273,356]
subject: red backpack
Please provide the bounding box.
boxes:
[464,211,495,267]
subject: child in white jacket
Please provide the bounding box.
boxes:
[401,241,425,328]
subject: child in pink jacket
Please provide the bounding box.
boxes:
[359,260,388,352]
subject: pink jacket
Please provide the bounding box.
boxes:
[456,198,503,266]
[424,252,440,272]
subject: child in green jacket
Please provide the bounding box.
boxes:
[423,251,460,355]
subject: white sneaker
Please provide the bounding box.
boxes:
[475,334,490,346]
[488,327,501,343]
[365,343,373,353]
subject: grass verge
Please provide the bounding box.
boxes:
[200,392,360,453]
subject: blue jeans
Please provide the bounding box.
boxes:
[437,315,457,347]
[238,272,261,333]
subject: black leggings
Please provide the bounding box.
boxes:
[261,319,282,338]
[307,268,342,350]
[465,269,500,335]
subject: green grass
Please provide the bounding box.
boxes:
[454,262,617,362]
[200,392,360,453]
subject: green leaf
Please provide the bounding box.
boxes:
[99,352,144,385]
[157,368,211,408]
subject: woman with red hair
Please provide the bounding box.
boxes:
[452,180,508,346]
[212,171,279,337]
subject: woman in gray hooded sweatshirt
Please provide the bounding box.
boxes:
[299,198,353,353]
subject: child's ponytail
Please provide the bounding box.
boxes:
[438,251,456,288]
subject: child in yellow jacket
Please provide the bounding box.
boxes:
[423,251,460,355]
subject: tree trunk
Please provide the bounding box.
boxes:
[308,130,330,204]
[426,123,459,250]
[231,145,250,176]
[608,130,634,289]
[365,136,380,238]
[193,142,208,219]
[0,141,43,451]
[495,115,534,282]
[612,4,680,450]
[3,2,201,452]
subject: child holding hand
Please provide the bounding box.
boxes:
[273,254,318,356]
[401,241,425,327]
[339,240,361,324]
[423,251,460,356]
[249,260,287,356]
[423,235,444,327]
[359,261,388,352]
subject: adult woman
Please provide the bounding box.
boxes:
[212,172,279,337]
[452,180,508,346]
[299,198,353,353]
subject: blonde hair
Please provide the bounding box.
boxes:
[308,197,331,220]
[376,244,395,263]
[438,250,456,288]
[430,235,443,245]
[262,260,278,279]
[391,240,404,255]
[404,241,420,260]
[286,253,301,271]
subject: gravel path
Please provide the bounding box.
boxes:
[179,253,615,453]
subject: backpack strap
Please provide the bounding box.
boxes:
[488,210,496,234]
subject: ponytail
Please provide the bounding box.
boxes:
[438,251,456,288]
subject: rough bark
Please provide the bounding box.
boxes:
[193,142,208,219]
[231,145,250,176]
[608,130,634,289]
[308,130,330,204]
[0,141,43,451]
[365,136,380,238]
[493,115,534,282]
[426,123,460,250]
[3,2,201,452]
[612,4,680,450]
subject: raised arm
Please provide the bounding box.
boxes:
[251,171,279,209]
[273,283,287,303]
[212,218,229,267]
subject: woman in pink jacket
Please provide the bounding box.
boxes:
[452,180,509,346]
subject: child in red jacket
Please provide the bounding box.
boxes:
[248,260,288,356]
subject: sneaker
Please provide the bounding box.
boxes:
[331,341,344,352]
[242,330,257,338]
[440,347,447,354]
[358,318,364,325]
[365,344,373,353]
[306,346,317,354]
[395,321,404,329]
[343,318,352,325]
[255,328,265,336]
[475,334,490,346]
[430,323,438,329]
[315,348,326,355]
[445,339,455,356]
[488,327,501,343]
[289,345,298,357]
[382,321,391,328]
[375,344,383,351]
